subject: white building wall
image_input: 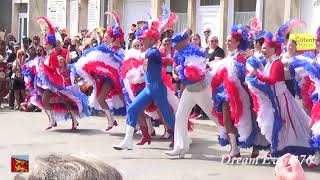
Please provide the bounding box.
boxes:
[301,0,320,34]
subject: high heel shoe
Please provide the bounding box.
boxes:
[136,137,151,145]
[250,147,259,158]
[136,127,152,145]
[165,148,186,159]
[105,120,118,131]
[71,122,79,131]
[45,122,57,130]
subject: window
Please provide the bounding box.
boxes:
[171,0,187,32]
[200,0,220,6]
[234,0,256,12]
[170,0,187,13]
[234,0,256,25]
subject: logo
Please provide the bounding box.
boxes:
[11,155,29,172]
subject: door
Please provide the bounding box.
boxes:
[18,13,28,45]
[124,0,151,40]
[196,0,220,46]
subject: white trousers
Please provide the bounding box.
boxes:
[174,84,216,151]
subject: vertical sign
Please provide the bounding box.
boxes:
[47,0,66,29]
[87,0,98,31]
[70,0,79,36]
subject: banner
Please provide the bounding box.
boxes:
[289,34,316,52]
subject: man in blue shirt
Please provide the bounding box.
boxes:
[114,23,175,150]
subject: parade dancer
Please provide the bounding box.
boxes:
[75,12,125,132]
[74,43,124,131]
[113,21,175,150]
[34,16,90,130]
[249,32,313,157]
[211,25,256,159]
[121,48,158,144]
[164,31,217,158]
[121,46,178,145]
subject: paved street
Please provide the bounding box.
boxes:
[0,109,319,180]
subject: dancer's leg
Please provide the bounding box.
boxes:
[165,89,194,158]
[137,113,152,145]
[98,82,117,131]
[42,90,56,129]
[153,88,175,129]
[222,102,240,158]
[114,87,153,150]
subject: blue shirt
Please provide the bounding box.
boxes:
[144,47,163,84]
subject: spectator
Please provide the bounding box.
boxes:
[204,34,225,63]
[191,33,201,47]
[14,153,123,180]
[25,48,37,63]
[127,24,137,50]
[36,46,46,58]
[63,36,71,49]
[191,33,207,52]
[7,42,20,110]
[0,52,9,108]
[59,28,68,42]
[159,37,175,75]
[28,34,41,52]
[12,49,26,109]
[22,37,32,51]
[0,39,7,57]
[203,25,212,47]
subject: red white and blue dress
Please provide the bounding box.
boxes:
[24,50,90,121]
[211,49,256,148]
[247,55,313,157]
[73,44,126,115]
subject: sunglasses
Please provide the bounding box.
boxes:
[210,40,218,42]
[163,43,171,46]
[204,31,211,34]
[37,49,43,52]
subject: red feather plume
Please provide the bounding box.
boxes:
[105,11,120,26]
[36,16,55,34]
